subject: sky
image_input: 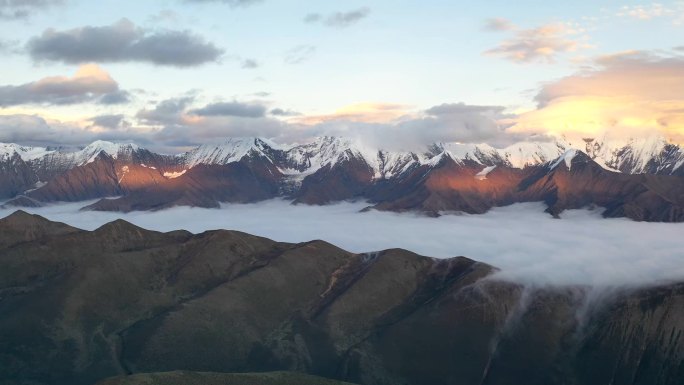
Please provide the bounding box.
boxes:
[0,0,683,152]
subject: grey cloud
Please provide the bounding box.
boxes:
[183,0,264,7]
[484,18,514,31]
[305,7,370,28]
[426,102,506,116]
[325,7,370,28]
[278,103,520,151]
[0,66,124,107]
[284,45,316,64]
[0,0,63,20]
[89,114,127,129]
[241,59,259,69]
[136,96,195,125]
[28,19,224,67]
[0,114,150,148]
[153,116,285,147]
[98,90,131,105]
[270,108,301,117]
[190,101,267,118]
[303,13,321,23]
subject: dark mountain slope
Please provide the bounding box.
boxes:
[96,371,357,385]
[1,214,684,385]
[367,151,684,221]
[518,152,684,221]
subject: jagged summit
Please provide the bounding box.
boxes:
[1,137,684,221]
[79,140,141,164]
[2,136,683,177]
[0,143,55,162]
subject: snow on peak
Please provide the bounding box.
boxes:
[550,149,578,171]
[434,142,500,164]
[616,135,671,173]
[183,137,277,168]
[475,165,497,180]
[501,141,567,169]
[81,141,141,164]
[0,143,54,161]
[283,136,380,175]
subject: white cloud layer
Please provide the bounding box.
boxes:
[2,200,683,287]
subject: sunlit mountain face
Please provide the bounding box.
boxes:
[1,136,683,221]
[1,1,684,385]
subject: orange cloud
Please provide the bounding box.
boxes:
[0,63,123,107]
[510,51,684,143]
[293,102,413,125]
[485,22,591,63]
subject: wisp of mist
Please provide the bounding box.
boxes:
[2,200,683,287]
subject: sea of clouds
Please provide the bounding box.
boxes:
[2,200,683,287]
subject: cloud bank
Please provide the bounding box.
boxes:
[2,200,683,287]
[0,64,126,106]
[28,19,224,67]
[512,51,684,142]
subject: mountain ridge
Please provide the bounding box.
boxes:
[2,136,684,221]
[1,214,683,385]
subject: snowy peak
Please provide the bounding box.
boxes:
[0,143,54,162]
[280,136,378,175]
[79,141,141,165]
[426,141,568,169]
[430,142,501,166]
[608,136,683,174]
[182,137,279,168]
[549,149,578,171]
[499,141,568,169]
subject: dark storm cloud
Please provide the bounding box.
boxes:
[190,101,267,118]
[27,19,224,67]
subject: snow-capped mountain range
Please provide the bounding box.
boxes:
[2,135,683,179]
[2,135,684,222]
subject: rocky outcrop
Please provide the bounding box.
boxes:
[1,214,683,385]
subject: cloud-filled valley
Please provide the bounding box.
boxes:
[3,200,683,287]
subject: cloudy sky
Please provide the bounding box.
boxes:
[0,0,682,152]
